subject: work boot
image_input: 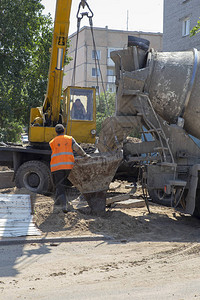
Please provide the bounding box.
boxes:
[62,202,74,213]
[58,194,67,212]
[62,205,68,213]
[59,194,74,213]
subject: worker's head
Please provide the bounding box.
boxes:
[75,99,81,107]
[55,124,65,134]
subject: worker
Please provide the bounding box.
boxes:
[49,124,90,213]
[71,98,87,120]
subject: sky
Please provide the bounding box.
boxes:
[41,0,163,35]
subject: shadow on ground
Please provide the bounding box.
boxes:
[37,202,200,243]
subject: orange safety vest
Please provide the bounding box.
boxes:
[49,135,75,172]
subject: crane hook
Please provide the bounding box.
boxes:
[76,0,94,20]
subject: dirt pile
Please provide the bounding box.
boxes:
[30,181,150,239]
[2,181,198,241]
[34,205,151,239]
[0,181,151,239]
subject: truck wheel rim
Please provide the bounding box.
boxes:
[24,172,41,188]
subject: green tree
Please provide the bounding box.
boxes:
[0,0,53,142]
[190,18,200,36]
[96,92,115,135]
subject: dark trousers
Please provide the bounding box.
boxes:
[52,170,71,205]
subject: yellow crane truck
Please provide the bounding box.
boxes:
[0,0,96,194]
[30,0,96,144]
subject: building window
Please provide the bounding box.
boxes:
[92,68,100,77]
[69,88,94,121]
[182,18,190,36]
[92,50,101,60]
[107,68,115,76]
[107,68,115,84]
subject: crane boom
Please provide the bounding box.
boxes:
[43,0,72,125]
[29,0,96,145]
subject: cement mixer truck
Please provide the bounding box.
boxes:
[97,36,200,217]
[2,21,200,217]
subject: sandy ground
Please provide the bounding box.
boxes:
[1,181,200,299]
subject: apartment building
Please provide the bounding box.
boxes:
[163,0,200,51]
[63,26,163,93]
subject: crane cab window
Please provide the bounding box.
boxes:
[69,88,94,121]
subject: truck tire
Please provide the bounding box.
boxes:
[128,36,150,51]
[15,160,53,194]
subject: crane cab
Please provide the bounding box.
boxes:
[29,86,96,144]
[63,86,96,144]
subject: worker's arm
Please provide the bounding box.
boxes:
[72,138,91,158]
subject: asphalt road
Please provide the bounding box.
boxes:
[1,236,200,300]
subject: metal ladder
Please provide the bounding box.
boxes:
[138,93,175,165]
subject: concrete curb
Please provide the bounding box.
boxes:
[0,235,113,246]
